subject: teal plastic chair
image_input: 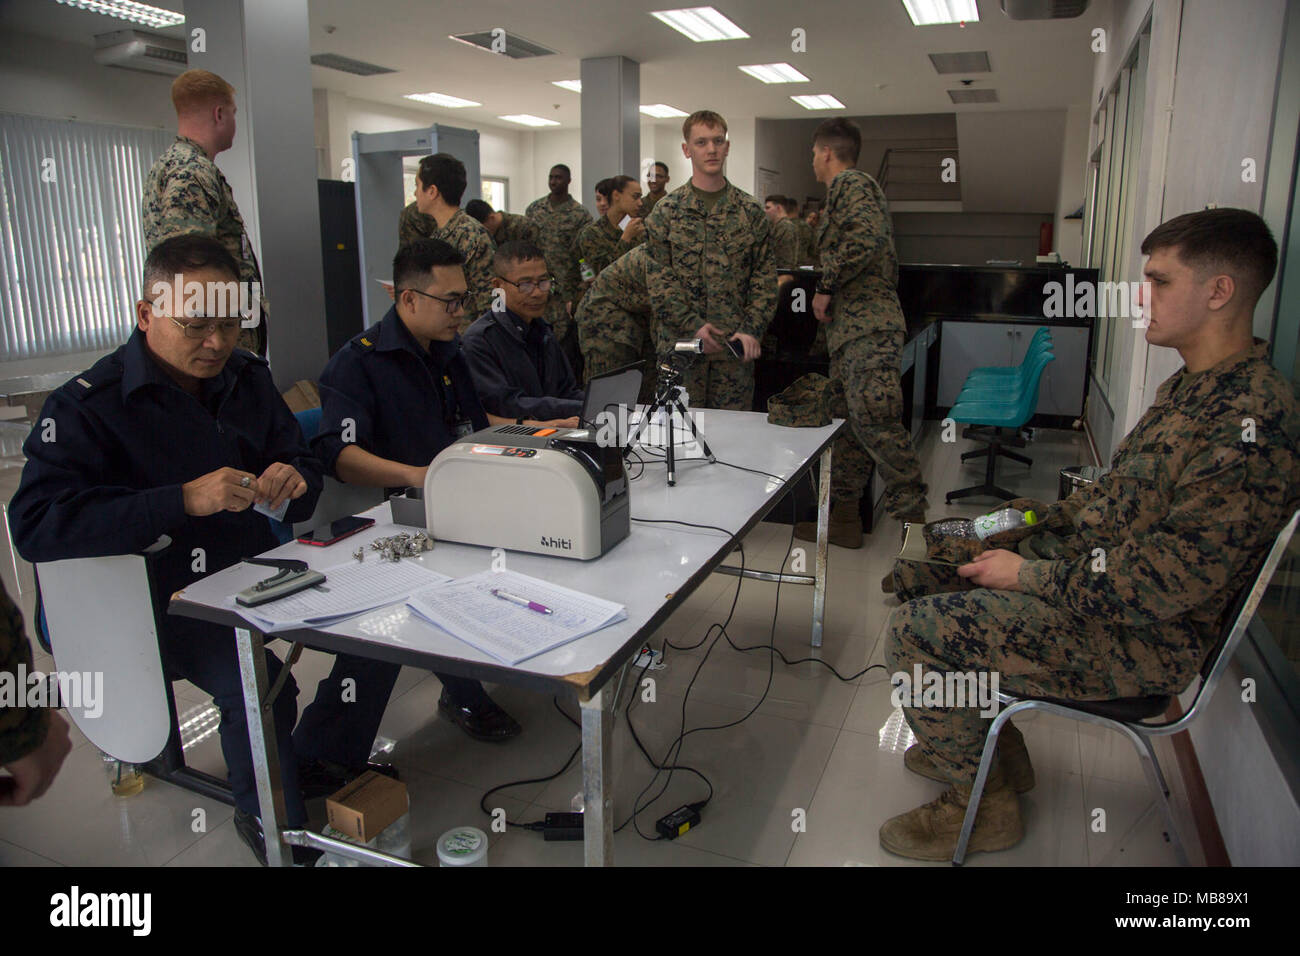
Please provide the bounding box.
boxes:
[957,346,1055,403]
[961,327,1053,388]
[945,349,1055,503]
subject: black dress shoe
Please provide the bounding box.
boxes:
[233,809,324,867]
[299,759,400,800]
[438,690,522,741]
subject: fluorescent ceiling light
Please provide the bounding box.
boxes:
[54,0,184,29]
[404,92,480,108]
[639,104,689,118]
[499,114,561,127]
[738,63,809,84]
[552,80,582,92]
[791,94,846,110]
[901,0,980,26]
[650,7,749,42]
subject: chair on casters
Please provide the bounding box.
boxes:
[34,536,236,805]
[945,346,1055,504]
[952,507,1300,866]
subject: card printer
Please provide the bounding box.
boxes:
[422,424,630,560]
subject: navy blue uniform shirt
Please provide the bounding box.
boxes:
[313,306,489,477]
[461,307,584,421]
[10,328,323,605]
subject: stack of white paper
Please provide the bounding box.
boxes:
[406,569,627,665]
[232,560,451,633]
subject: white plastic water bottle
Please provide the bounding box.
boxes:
[972,507,1037,541]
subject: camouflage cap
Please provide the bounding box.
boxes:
[767,373,838,427]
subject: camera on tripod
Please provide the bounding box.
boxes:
[624,340,717,487]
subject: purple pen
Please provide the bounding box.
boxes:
[490,587,553,615]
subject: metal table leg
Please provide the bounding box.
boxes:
[580,687,613,866]
[235,626,290,867]
[812,444,832,649]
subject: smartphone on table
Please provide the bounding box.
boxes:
[296,515,375,547]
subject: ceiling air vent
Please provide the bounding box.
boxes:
[928,51,992,74]
[1000,0,1090,19]
[448,30,556,59]
[310,53,397,76]
[948,88,999,104]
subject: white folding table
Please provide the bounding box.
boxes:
[170,410,843,866]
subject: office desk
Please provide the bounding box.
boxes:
[170,410,843,866]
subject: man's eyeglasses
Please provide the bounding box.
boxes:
[498,276,554,295]
[168,315,242,339]
[401,288,469,313]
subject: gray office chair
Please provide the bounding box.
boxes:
[953,507,1300,866]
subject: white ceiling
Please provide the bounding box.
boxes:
[2,0,1107,129]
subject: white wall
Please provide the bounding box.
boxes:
[0,30,173,129]
[316,91,538,214]
[956,110,1068,214]
[1054,102,1091,266]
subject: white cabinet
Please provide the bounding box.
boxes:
[937,321,1089,418]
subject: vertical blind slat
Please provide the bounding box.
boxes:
[0,113,171,361]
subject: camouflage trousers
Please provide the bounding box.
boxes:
[829,330,927,517]
[883,535,1199,786]
[679,354,754,411]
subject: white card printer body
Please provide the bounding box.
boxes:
[423,425,631,560]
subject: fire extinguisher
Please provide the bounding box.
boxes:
[1038,222,1053,257]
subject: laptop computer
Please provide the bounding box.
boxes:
[580,361,643,426]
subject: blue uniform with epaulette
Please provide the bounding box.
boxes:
[9,328,400,827]
[314,306,497,710]
[314,306,489,487]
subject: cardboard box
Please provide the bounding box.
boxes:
[325,772,409,843]
[281,380,321,414]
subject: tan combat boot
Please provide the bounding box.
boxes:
[903,722,1036,793]
[794,500,863,549]
[879,775,1024,861]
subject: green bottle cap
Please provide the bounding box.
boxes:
[1023,509,1037,525]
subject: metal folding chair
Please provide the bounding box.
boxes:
[953,508,1300,865]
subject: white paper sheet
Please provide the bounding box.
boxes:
[232,559,451,633]
[406,569,627,665]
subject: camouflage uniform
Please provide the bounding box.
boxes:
[642,191,667,218]
[574,216,643,280]
[885,340,1300,786]
[494,212,538,246]
[817,168,926,517]
[400,204,497,333]
[525,194,592,311]
[0,582,49,767]
[574,246,660,403]
[794,218,818,267]
[643,180,776,410]
[142,135,266,354]
[398,201,438,246]
[771,217,801,272]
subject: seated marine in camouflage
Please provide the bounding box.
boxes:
[878,208,1300,861]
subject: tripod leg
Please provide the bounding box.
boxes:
[679,400,716,463]
[666,403,676,486]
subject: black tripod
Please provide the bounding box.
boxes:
[623,360,715,486]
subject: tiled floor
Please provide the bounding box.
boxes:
[0,422,1204,866]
